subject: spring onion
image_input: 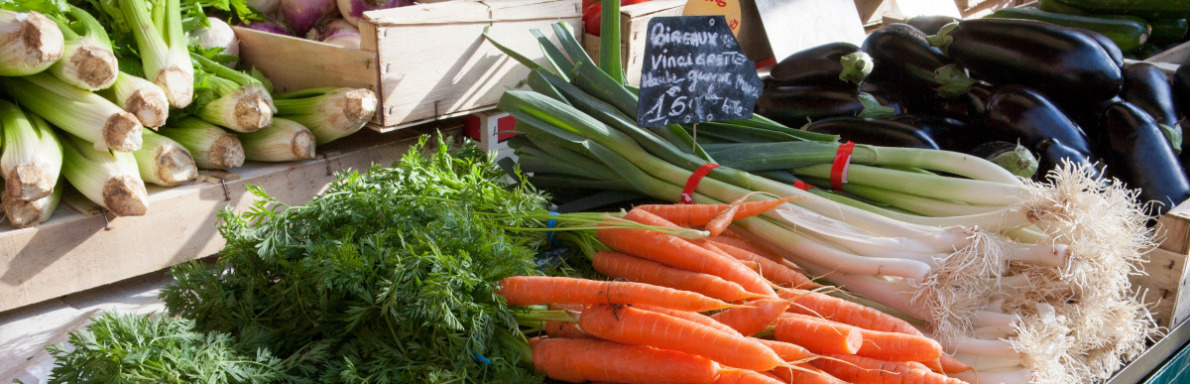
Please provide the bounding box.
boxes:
[48,5,117,90]
[118,0,193,108]
[59,132,148,216]
[191,53,274,132]
[0,100,62,201]
[0,9,62,76]
[1,72,143,152]
[274,87,377,144]
[99,71,170,128]
[133,130,197,187]
[4,176,62,228]
[159,117,244,170]
[239,117,316,162]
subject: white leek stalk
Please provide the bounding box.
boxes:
[59,132,148,216]
[119,0,193,108]
[48,6,117,90]
[100,71,170,128]
[0,9,63,76]
[274,87,377,144]
[1,73,143,152]
[239,118,316,162]
[133,130,197,186]
[159,117,245,170]
[4,177,62,228]
[0,101,62,201]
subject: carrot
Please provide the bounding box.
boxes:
[529,337,719,384]
[592,251,767,302]
[922,354,974,374]
[704,194,753,237]
[812,354,968,384]
[770,364,850,384]
[707,240,820,289]
[754,338,819,363]
[579,304,788,372]
[779,288,924,336]
[904,361,932,372]
[706,235,786,264]
[714,368,786,384]
[773,313,864,355]
[497,276,735,312]
[599,209,775,296]
[782,313,942,362]
[540,303,586,338]
[711,298,790,336]
[637,304,743,336]
[635,196,798,228]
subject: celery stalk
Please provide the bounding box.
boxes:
[1,73,143,152]
[59,132,148,216]
[133,130,197,187]
[238,118,316,162]
[0,9,63,76]
[158,117,244,170]
[0,101,63,201]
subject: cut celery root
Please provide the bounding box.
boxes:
[0,10,64,76]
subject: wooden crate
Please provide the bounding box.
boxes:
[854,0,893,26]
[1134,247,1190,328]
[581,0,686,86]
[1144,40,1189,75]
[237,0,581,133]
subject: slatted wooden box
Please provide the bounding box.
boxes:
[236,0,581,132]
[1135,201,1190,328]
[581,0,686,86]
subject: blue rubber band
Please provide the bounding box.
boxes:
[474,353,492,365]
[546,211,559,246]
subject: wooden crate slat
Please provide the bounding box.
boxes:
[235,27,379,94]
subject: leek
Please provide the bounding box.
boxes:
[48,5,117,91]
[118,0,193,108]
[191,53,274,133]
[0,100,62,201]
[99,71,170,128]
[274,87,377,144]
[239,118,316,162]
[158,117,244,170]
[133,130,197,187]
[4,176,62,228]
[1,73,142,152]
[59,132,148,216]
[0,9,63,76]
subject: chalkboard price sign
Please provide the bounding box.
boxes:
[636,15,762,128]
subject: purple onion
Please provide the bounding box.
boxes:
[305,19,361,49]
[281,0,339,36]
[246,0,281,16]
[337,0,413,26]
[242,20,292,35]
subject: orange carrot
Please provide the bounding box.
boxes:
[579,304,787,372]
[497,276,735,312]
[904,361,933,372]
[770,364,850,384]
[637,304,743,336]
[599,209,775,296]
[706,235,786,264]
[714,369,786,384]
[812,354,968,384]
[754,338,819,363]
[773,313,864,355]
[530,337,719,384]
[635,196,798,228]
[922,354,975,374]
[592,251,767,302]
[542,320,586,338]
[711,298,790,336]
[781,313,942,362]
[779,288,924,336]
[707,240,820,289]
[704,194,752,237]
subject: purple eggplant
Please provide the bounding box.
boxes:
[891,114,985,152]
[802,117,940,149]
[932,18,1122,102]
[1103,101,1190,215]
[1175,64,1190,122]
[281,0,338,36]
[338,0,412,26]
[1034,137,1099,181]
[769,42,872,88]
[757,85,897,127]
[983,85,1093,157]
[1122,62,1183,153]
[904,15,959,35]
[863,24,974,100]
[1073,27,1124,69]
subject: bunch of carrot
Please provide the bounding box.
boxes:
[498,197,977,383]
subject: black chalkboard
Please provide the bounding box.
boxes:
[636,15,763,128]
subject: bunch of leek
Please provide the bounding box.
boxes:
[0,100,63,227]
[59,131,148,217]
[158,117,244,170]
[99,71,171,128]
[274,86,377,144]
[190,53,274,132]
[133,130,197,186]
[2,73,143,152]
[238,117,316,162]
[0,8,62,76]
[47,4,117,90]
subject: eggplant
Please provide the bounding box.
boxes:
[1175,65,1190,122]
[970,141,1039,179]
[1072,27,1125,69]
[932,18,1123,102]
[1122,62,1183,152]
[904,15,959,35]
[1102,101,1190,215]
[891,114,986,152]
[983,85,1094,157]
[802,117,940,149]
[1034,137,1100,182]
[862,24,974,100]
[769,42,873,88]
[756,85,897,127]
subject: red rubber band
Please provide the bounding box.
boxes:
[831,142,856,191]
[681,163,721,204]
[793,180,813,191]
